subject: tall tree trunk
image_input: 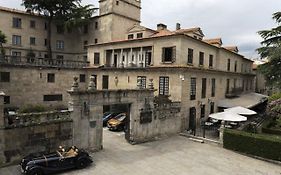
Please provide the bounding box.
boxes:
[47,17,53,59]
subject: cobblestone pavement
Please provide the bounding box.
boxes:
[1,128,281,175]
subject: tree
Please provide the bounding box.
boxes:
[257,12,281,88]
[22,0,96,59]
[0,30,7,56]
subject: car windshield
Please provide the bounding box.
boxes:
[116,115,126,121]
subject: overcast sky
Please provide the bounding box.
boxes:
[1,0,280,58]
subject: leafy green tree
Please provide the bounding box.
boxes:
[22,0,96,59]
[0,30,7,56]
[257,12,281,88]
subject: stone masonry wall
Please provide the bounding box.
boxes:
[0,121,73,165]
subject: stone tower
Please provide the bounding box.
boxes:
[98,0,141,42]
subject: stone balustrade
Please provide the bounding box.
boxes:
[4,110,72,128]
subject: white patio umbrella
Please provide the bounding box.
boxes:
[209,112,247,122]
[224,106,257,115]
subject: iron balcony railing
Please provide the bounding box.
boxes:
[0,55,89,68]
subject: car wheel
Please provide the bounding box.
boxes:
[76,159,87,169]
[29,169,43,175]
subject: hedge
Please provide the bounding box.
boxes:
[262,120,281,136]
[223,129,281,161]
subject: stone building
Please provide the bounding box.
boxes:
[0,0,262,131]
[0,0,140,62]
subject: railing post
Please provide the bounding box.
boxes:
[0,92,5,128]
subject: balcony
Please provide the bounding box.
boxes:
[225,87,244,98]
[0,55,89,69]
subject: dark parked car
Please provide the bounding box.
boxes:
[102,112,120,127]
[20,146,93,175]
[107,113,127,131]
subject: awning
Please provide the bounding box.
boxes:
[209,112,247,122]
[224,106,257,115]
[218,93,268,109]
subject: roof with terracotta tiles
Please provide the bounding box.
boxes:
[224,46,239,53]
[174,27,204,36]
[203,38,223,46]
[0,6,41,16]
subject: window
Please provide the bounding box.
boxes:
[44,39,48,46]
[226,79,230,93]
[83,25,88,34]
[137,33,143,38]
[162,47,176,62]
[116,0,119,5]
[56,25,64,34]
[4,96,10,104]
[43,94,63,101]
[95,22,98,29]
[211,78,216,97]
[0,72,10,82]
[210,102,215,114]
[137,76,146,89]
[200,105,205,118]
[234,78,237,89]
[80,74,86,83]
[199,52,204,66]
[56,40,64,50]
[94,52,100,65]
[201,78,206,99]
[241,63,244,72]
[30,37,36,45]
[227,59,231,71]
[209,54,213,68]
[102,75,109,89]
[11,51,21,58]
[12,35,21,45]
[234,61,237,72]
[30,20,36,28]
[159,77,169,95]
[44,22,48,30]
[95,38,98,44]
[190,78,196,100]
[12,17,21,28]
[84,40,88,50]
[128,34,134,40]
[187,48,193,64]
[47,73,55,83]
[56,55,64,64]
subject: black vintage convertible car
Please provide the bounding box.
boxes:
[20,146,93,175]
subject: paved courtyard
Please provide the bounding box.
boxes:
[1,128,281,175]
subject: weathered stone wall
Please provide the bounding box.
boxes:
[1,121,72,165]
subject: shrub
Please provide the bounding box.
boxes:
[223,129,281,161]
[18,104,48,114]
[268,92,281,102]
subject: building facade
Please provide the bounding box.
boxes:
[1,0,257,130]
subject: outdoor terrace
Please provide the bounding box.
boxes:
[0,55,89,69]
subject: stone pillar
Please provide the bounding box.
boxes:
[219,120,225,145]
[128,48,133,67]
[139,47,144,67]
[0,91,6,164]
[120,49,124,68]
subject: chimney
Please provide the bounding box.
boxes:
[176,23,181,30]
[157,23,167,31]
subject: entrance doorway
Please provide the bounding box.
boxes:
[102,103,131,143]
[189,107,196,135]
